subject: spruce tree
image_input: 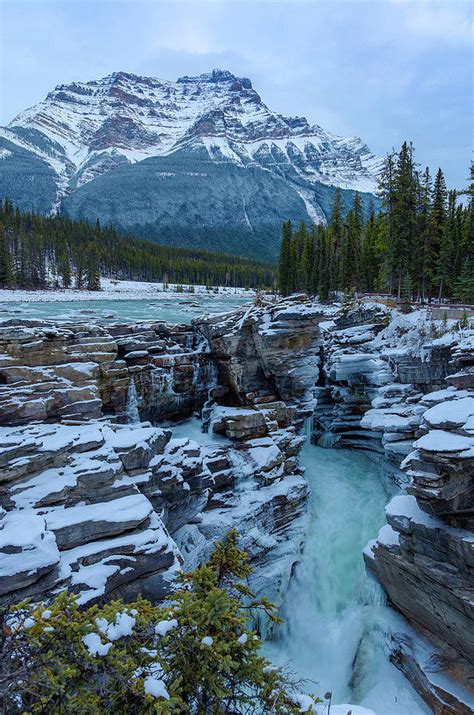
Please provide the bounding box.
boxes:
[59,244,71,289]
[361,209,379,292]
[0,224,12,288]
[309,225,320,295]
[437,190,456,300]
[454,261,474,304]
[377,151,396,293]
[278,220,292,296]
[328,188,344,292]
[318,227,330,302]
[431,168,448,298]
[292,221,307,292]
[400,272,413,313]
[391,142,418,297]
[86,245,101,291]
[300,229,314,293]
[341,192,362,291]
[417,167,432,301]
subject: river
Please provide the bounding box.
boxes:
[264,434,430,714]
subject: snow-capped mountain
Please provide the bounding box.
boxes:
[0,70,382,260]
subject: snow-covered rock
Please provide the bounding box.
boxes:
[366,375,474,711]
[0,299,318,612]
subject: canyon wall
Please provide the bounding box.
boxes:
[0,297,472,713]
[314,303,474,713]
[0,300,323,618]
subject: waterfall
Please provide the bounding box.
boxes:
[316,431,339,448]
[192,332,218,405]
[303,414,313,445]
[151,367,184,406]
[264,444,429,714]
[126,375,140,423]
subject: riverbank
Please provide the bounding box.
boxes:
[0,278,257,303]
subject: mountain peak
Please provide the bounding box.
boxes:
[177,69,252,89]
[1,67,382,256]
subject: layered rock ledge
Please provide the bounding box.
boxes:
[1,297,473,714]
[0,298,324,615]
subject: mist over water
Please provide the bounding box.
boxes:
[265,440,430,714]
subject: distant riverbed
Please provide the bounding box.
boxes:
[0,279,253,324]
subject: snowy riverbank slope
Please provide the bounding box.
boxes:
[0,278,256,303]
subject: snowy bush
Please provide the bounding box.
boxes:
[0,531,318,713]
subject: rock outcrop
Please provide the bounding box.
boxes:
[354,319,474,713]
[196,295,327,415]
[302,301,474,711]
[0,298,323,613]
[1,296,472,714]
[0,319,214,425]
[313,307,470,482]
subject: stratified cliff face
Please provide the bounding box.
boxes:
[0,298,326,613]
[0,70,380,259]
[0,297,472,712]
[365,354,474,714]
[195,294,327,409]
[311,302,474,713]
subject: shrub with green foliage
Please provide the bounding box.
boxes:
[0,531,317,713]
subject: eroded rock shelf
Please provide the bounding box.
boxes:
[0,296,473,713]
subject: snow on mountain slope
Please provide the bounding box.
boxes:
[0,69,382,259]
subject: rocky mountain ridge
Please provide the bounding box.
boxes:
[0,70,381,259]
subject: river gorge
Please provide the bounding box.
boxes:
[0,294,472,714]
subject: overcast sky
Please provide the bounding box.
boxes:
[0,0,472,187]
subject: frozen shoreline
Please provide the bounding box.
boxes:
[0,278,257,304]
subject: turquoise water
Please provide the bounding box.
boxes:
[0,295,249,325]
[265,443,430,714]
[168,418,429,712]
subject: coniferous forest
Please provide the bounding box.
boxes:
[0,201,276,291]
[278,144,474,304]
[1,143,472,302]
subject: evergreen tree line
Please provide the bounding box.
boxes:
[279,144,473,304]
[0,201,276,291]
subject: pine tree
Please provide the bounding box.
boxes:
[1,532,311,714]
[431,168,448,299]
[86,245,101,291]
[278,220,292,296]
[390,142,418,297]
[0,224,12,288]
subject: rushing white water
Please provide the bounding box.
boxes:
[265,436,430,714]
[168,416,231,446]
